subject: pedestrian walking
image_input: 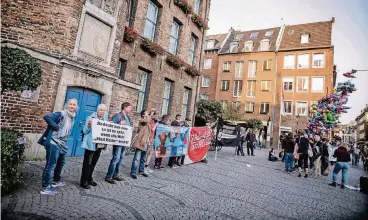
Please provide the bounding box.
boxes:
[80,104,108,189]
[283,132,295,173]
[313,135,323,178]
[237,128,245,156]
[297,131,309,178]
[329,143,351,189]
[38,98,78,195]
[168,114,181,168]
[105,102,133,184]
[130,110,153,179]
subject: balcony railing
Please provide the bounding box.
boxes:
[248,71,257,77]
[233,90,242,97]
[246,91,255,97]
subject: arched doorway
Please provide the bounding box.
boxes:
[64,87,102,156]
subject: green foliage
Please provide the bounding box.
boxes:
[1,47,42,94]
[221,104,246,123]
[195,100,222,126]
[1,128,25,195]
[245,118,264,131]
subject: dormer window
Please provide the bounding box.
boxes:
[259,39,270,51]
[235,33,244,41]
[244,41,254,52]
[265,30,274,37]
[206,40,215,49]
[229,42,238,52]
[250,32,259,38]
[301,34,309,43]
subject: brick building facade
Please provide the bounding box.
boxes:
[1,0,211,159]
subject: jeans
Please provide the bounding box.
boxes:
[247,144,254,155]
[314,156,321,177]
[352,154,359,166]
[80,148,102,185]
[332,162,349,185]
[42,144,66,188]
[285,153,294,170]
[131,149,147,175]
[237,142,245,155]
[106,146,126,179]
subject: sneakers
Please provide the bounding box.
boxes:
[298,173,302,177]
[340,185,345,189]
[140,173,149,177]
[146,167,154,173]
[304,174,308,178]
[40,187,57,195]
[105,178,116,184]
[173,164,179,169]
[113,176,124,181]
[130,174,137,179]
[52,181,66,188]
[80,183,90,189]
[329,182,337,187]
[89,180,98,186]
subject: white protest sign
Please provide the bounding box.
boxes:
[91,119,133,146]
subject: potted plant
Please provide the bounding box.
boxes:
[191,13,208,29]
[166,54,185,69]
[173,0,194,14]
[123,26,138,43]
[140,38,165,56]
[184,64,201,76]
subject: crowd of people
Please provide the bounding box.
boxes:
[270,130,368,189]
[38,99,201,195]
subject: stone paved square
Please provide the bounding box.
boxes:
[2,148,368,220]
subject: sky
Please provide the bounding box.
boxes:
[207,0,368,124]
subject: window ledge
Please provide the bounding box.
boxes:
[283,67,295,70]
[261,90,270,92]
[312,66,325,68]
[223,70,230,72]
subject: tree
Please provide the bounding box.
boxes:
[221,104,246,123]
[245,118,264,132]
[1,47,42,94]
[195,100,222,126]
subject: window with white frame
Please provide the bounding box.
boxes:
[262,59,272,71]
[169,20,180,55]
[313,53,325,68]
[136,69,150,112]
[232,101,241,108]
[200,93,208,100]
[296,76,309,92]
[245,102,255,113]
[283,101,292,115]
[144,1,159,41]
[220,100,228,109]
[235,61,244,77]
[296,101,308,116]
[311,77,324,92]
[188,35,196,65]
[248,60,257,77]
[265,30,274,37]
[301,34,309,43]
[298,54,309,68]
[221,80,230,91]
[246,80,256,97]
[250,32,259,38]
[193,0,201,14]
[235,33,244,41]
[244,41,253,52]
[284,54,295,69]
[229,42,238,52]
[202,76,210,87]
[161,80,172,115]
[259,39,270,51]
[223,62,231,72]
[206,40,215,49]
[283,77,294,92]
[233,80,242,97]
[203,58,212,69]
[181,88,190,119]
[261,80,271,91]
[260,102,270,114]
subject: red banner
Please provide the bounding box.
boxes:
[184,127,212,164]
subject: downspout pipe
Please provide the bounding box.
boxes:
[192,0,209,125]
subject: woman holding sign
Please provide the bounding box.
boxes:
[38,98,78,195]
[79,104,108,189]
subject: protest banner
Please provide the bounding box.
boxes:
[217,121,240,147]
[91,119,133,146]
[153,124,190,158]
[184,127,212,164]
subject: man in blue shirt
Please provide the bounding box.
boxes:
[105,102,132,184]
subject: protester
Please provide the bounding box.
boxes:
[321,137,330,176]
[105,102,132,184]
[176,118,190,166]
[80,104,108,189]
[297,131,309,178]
[38,98,78,195]
[246,132,255,156]
[130,110,153,179]
[154,115,170,169]
[237,128,246,156]
[313,135,323,178]
[329,143,351,189]
[145,108,158,173]
[283,132,295,173]
[268,148,278,161]
[168,114,181,168]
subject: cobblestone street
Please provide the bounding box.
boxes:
[2,148,368,220]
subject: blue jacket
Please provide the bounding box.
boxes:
[38,112,64,147]
[81,112,109,151]
[111,112,131,147]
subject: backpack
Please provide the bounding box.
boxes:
[313,142,322,158]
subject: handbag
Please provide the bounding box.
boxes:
[294,153,300,160]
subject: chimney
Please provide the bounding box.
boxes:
[332,17,335,23]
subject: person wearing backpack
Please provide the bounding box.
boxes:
[105,102,133,184]
[297,131,310,178]
[313,135,323,178]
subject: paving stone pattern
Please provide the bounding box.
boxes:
[2,148,368,220]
